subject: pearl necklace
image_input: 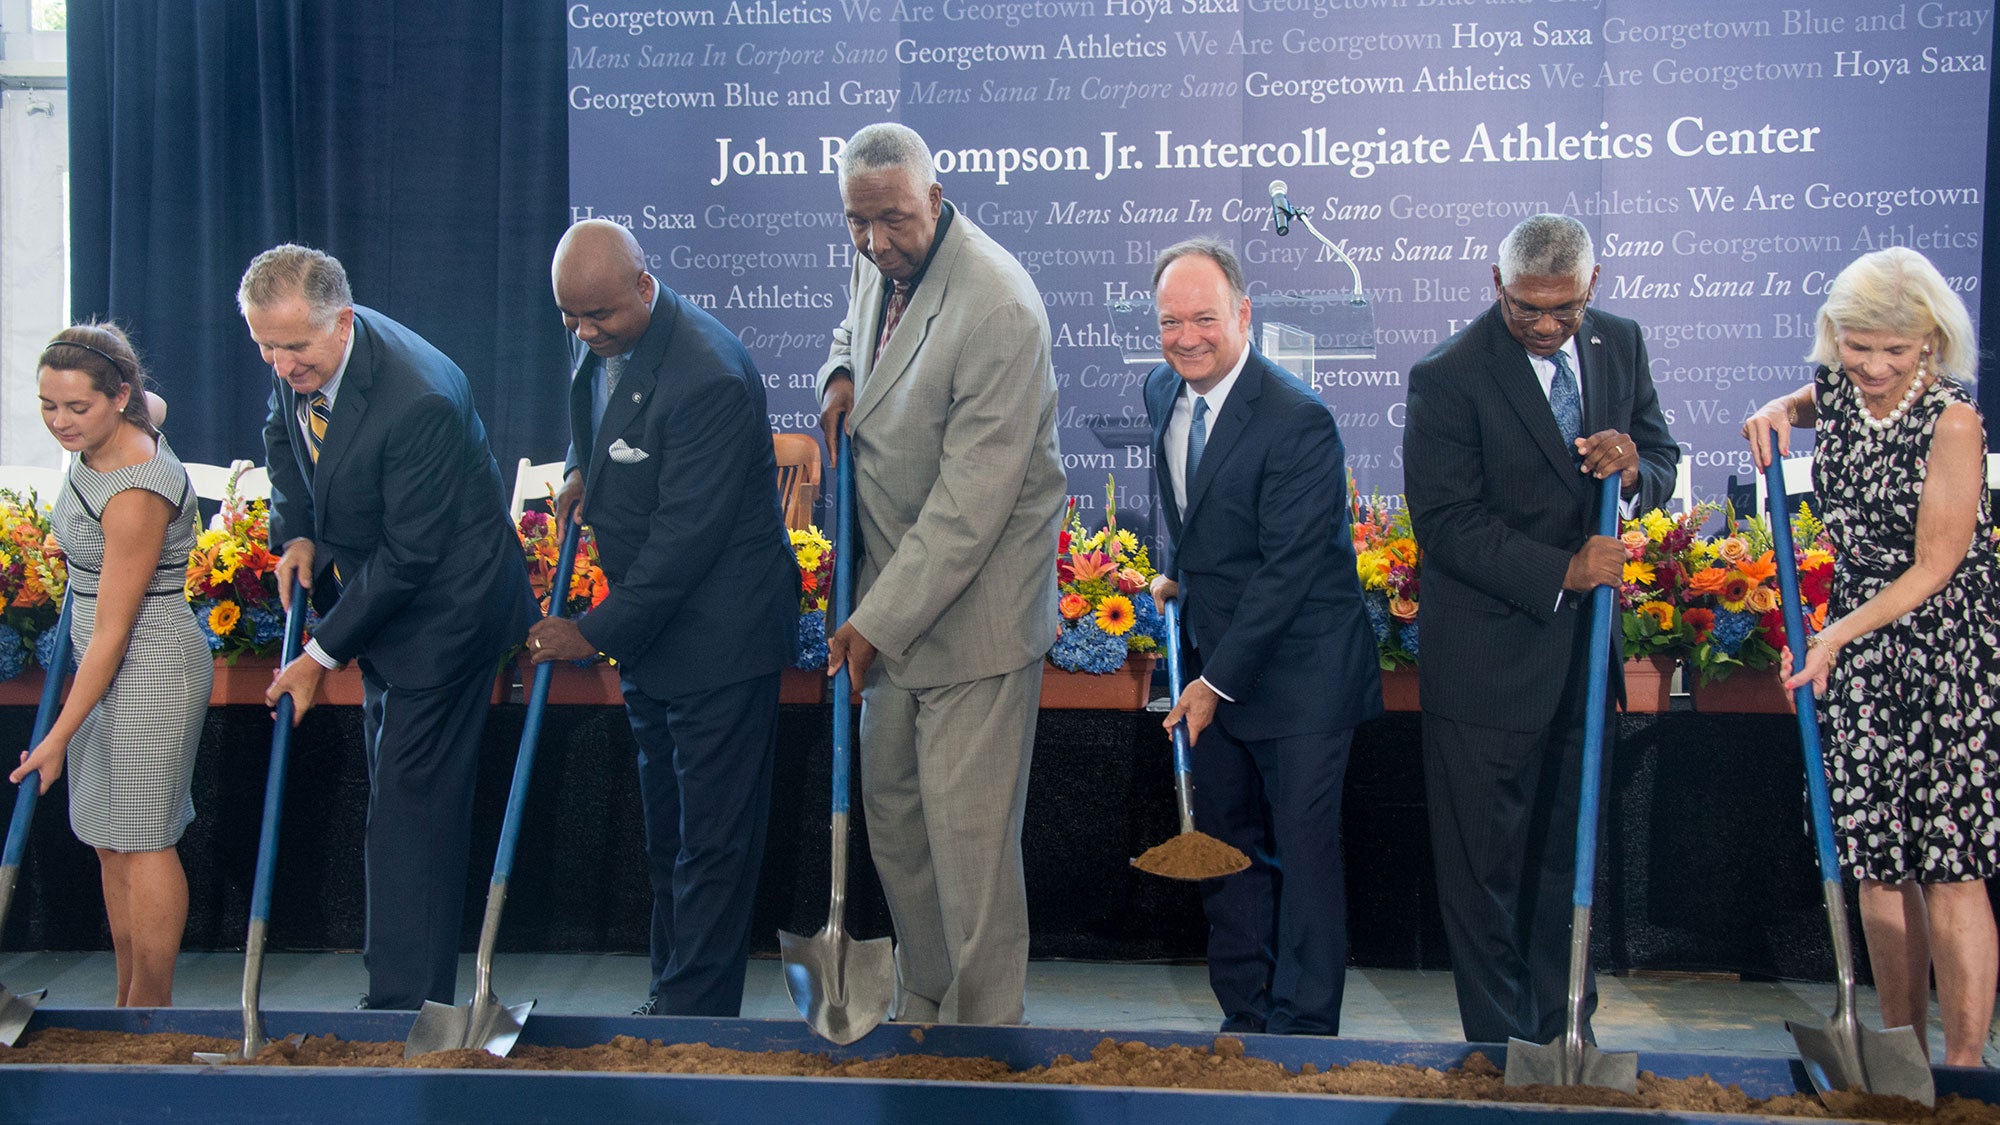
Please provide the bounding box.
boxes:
[1857,358,1929,432]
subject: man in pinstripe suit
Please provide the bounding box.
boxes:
[1403,215,1678,1045]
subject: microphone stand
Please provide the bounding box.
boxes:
[1276,205,1367,305]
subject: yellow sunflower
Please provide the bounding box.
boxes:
[1095,595,1135,636]
[208,601,242,636]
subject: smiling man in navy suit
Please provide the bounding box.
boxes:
[1143,238,1382,1035]
[530,218,796,1017]
[1404,214,1677,1045]
[250,244,536,1010]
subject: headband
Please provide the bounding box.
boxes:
[50,340,129,381]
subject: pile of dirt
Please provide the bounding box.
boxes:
[2,1029,1991,1122]
[1130,831,1250,880]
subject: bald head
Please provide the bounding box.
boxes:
[552,219,655,357]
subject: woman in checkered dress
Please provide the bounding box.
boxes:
[9,324,212,1007]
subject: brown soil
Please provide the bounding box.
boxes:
[1131,831,1250,880]
[2,1030,1993,1121]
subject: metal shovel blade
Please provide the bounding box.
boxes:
[404,995,536,1059]
[192,1033,304,1065]
[778,925,896,1046]
[0,985,44,1046]
[1504,1036,1639,1094]
[1788,1017,1935,1108]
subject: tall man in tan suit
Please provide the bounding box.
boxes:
[818,122,1064,1025]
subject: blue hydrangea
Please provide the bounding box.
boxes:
[794,609,828,670]
[1711,609,1757,657]
[0,624,28,682]
[190,600,226,652]
[1129,591,1166,646]
[247,604,285,648]
[1363,592,1392,644]
[1050,618,1128,674]
[1398,622,1420,660]
[33,623,73,673]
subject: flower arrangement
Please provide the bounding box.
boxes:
[1684,502,1829,684]
[517,507,608,617]
[791,524,833,669]
[1050,476,1163,674]
[1616,504,1716,662]
[184,473,286,660]
[1350,487,1419,669]
[0,489,67,679]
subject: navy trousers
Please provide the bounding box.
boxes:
[622,668,780,1015]
[1190,721,1354,1035]
[357,660,496,1010]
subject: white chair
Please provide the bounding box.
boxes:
[233,464,271,502]
[1986,452,2000,490]
[510,458,568,521]
[1752,454,1814,516]
[184,459,255,502]
[1670,460,1693,515]
[0,465,64,505]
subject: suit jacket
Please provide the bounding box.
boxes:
[815,208,1064,688]
[263,305,535,690]
[1145,348,1383,741]
[1404,305,1677,731]
[565,284,796,698]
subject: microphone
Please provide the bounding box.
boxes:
[1269,179,1295,236]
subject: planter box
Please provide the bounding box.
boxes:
[215,654,501,707]
[515,655,624,706]
[1621,655,1677,713]
[1380,666,1419,712]
[779,666,824,705]
[0,669,61,708]
[1039,654,1158,710]
[1692,669,1792,714]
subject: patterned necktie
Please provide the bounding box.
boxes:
[303,391,332,463]
[1186,396,1210,488]
[876,282,911,354]
[604,353,627,396]
[1548,349,1582,458]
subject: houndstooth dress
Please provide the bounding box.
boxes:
[52,437,213,852]
[1814,364,2000,884]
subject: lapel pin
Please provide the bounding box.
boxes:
[1590,336,1601,345]
[631,391,642,402]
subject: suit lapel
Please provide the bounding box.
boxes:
[848,219,966,431]
[585,295,678,498]
[1182,356,1263,525]
[1576,314,1612,435]
[1482,311,1586,498]
[310,314,374,534]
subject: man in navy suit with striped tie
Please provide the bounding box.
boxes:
[1404,214,1677,1045]
[1142,238,1382,1035]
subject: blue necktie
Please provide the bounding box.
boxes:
[1548,350,1582,459]
[1186,396,1209,488]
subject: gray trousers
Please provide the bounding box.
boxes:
[859,658,1041,1025]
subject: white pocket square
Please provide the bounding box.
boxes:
[607,439,649,464]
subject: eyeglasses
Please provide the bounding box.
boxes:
[1498,287,1590,328]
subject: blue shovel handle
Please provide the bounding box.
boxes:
[1571,473,1623,909]
[249,581,311,927]
[830,431,856,816]
[491,519,582,889]
[1163,599,1192,781]
[2,594,75,869]
[1763,458,1841,883]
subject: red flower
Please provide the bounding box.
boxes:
[1800,561,1833,606]
[1760,608,1788,651]
[1684,607,1715,642]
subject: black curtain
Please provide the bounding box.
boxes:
[66,0,571,472]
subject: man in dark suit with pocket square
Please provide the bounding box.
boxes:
[530,218,796,1017]
[1404,214,1678,1045]
[1142,238,1383,1034]
[250,243,536,1010]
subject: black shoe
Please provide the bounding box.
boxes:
[631,995,660,1016]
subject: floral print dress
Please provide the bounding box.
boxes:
[1813,363,2000,883]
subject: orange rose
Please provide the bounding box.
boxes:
[1620,530,1648,558]
[1744,585,1779,615]
[1388,596,1418,623]
[1059,593,1091,620]
[1716,536,1750,564]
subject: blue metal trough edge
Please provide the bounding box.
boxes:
[3,1008,1993,1125]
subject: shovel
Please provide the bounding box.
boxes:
[1130,598,1249,881]
[1763,458,1935,1107]
[0,594,74,1045]
[779,429,895,1045]
[405,520,582,1059]
[1506,473,1638,1092]
[195,582,310,1064]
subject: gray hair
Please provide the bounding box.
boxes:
[1809,246,1978,388]
[238,244,353,329]
[1497,214,1595,288]
[1151,237,1246,300]
[837,122,935,188]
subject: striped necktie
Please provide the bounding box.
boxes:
[876,282,911,354]
[303,392,332,463]
[1548,350,1582,459]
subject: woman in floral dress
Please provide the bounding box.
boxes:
[1743,247,1998,1066]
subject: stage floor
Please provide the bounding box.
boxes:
[0,951,1980,1064]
